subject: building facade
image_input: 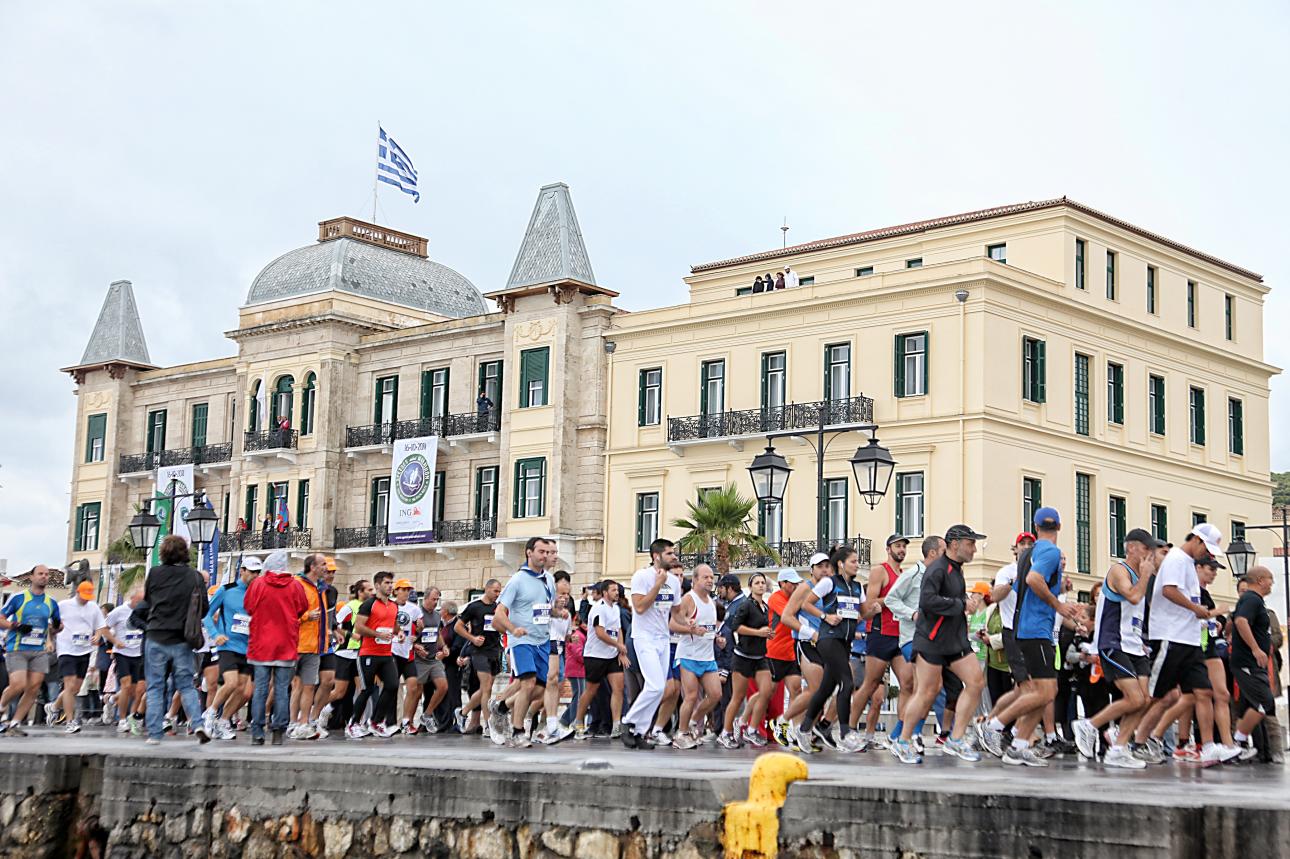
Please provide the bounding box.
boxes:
[63,195,1276,606]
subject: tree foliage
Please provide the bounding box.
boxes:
[670,483,779,574]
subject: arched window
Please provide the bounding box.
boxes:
[273,375,295,428]
[300,372,317,435]
[248,379,261,433]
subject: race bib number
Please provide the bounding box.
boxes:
[655,587,675,607]
[700,623,717,640]
[231,614,251,636]
[1130,617,1142,630]
[606,628,618,639]
[20,628,45,647]
[375,626,393,645]
[483,615,495,633]
[71,632,92,648]
[532,603,551,626]
[420,627,439,644]
[123,630,143,647]
[837,596,860,620]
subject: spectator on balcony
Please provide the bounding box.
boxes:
[752,275,766,294]
[764,272,778,292]
[773,271,786,290]
[476,389,494,432]
[783,266,799,288]
[236,517,249,535]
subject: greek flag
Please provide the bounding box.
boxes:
[377,126,419,203]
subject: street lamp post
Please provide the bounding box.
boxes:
[1224,507,1290,663]
[125,482,218,557]
[746,401,895,552]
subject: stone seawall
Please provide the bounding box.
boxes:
[0,748,1287,859]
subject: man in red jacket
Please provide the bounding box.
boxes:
[245,551,308,745]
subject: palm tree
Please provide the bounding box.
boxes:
[105,533,147,595]
[670,483,779,574]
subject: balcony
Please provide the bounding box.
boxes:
[218,528,312,553]
[243,429,299,464]
[678,536,873,572]
[344,411,501,458]
[666,395,874,455]
[333,518,497,560]
[118,442,234,481]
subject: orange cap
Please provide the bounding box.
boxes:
[393,578,414,590]
[325,556,337,572]
[76,581,96,599]
[968,581,992,596]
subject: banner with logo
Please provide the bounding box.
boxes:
[151,463,196,566]
[388,436,438,545]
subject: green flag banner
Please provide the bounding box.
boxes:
[149,490,172,569]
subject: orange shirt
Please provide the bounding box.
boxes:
[766,589,796,662]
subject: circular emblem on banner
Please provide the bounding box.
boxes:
[396,454,430,504]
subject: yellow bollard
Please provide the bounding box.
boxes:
[723,751,809,859]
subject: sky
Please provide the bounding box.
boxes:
[1,2,1288,573]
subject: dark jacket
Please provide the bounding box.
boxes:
[142,563,209,646]
[913,555,969,655]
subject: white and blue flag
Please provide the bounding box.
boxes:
[377,126,419,203]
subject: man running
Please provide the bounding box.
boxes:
[453,579,502,736]
[104,586,146,735]
[413,587,449,733]
[0,566,61,736]
[47,580,108,733]
[326,579,371,733]
[570,580,628,738]
[1230,566,1276,761]
[1071,528,1161,768]
[670,564,724,749]
[536,570,574,744]
[765,567,803,746]
[389,579,422,735]
[491,537,558,748]
[884,535,946,754]
[622,538,682,749]
[852,535,913,749]
[201,556,262,741]
[978,532,1037,756]
[289,554,331,740]
[351,571,401,739]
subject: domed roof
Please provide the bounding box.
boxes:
[246,236,487,318]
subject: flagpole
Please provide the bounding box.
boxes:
[372,121,380,224]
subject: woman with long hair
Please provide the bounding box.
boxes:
[719,572,774,748]
[793,545,866,753]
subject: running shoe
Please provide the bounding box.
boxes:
[1050,737,1078,756]
[545,723,574,745]
[1198,743,1240,766]
[100,711,115,726]
[609,722,624,739]
[370,723,397,739]
[1130,743,1164,765]
[510,732,533,749]
[44,702,59,726]
[1103,745,1147,769]
[298,724,321,741]
[64,720,83,735]
[318,703,334,726]
[1031,741,1056,760]
[699,730,717,745]
[672,732,699,750]
[345,722,366,740]
[744,727,767,748]
[1002,745,1049,767]
[128,715,143,737]
[117,719,131,734]
[771,721,790,748]
[1238,744,1259,762]
[717,731,741,749]
[893,739,922,765]
[651,728,673,748]
[1218,745,1242,763]
[5,722,25,737]
[1072,718,1099,759]
[488,712,510,746]
[943,738,980,762]
[839,732,867,753]
[811,723,839,751]
[403,720,420,737]
[869,733,891,750]
[216,720,237,741]
[420,713,439,734]
[575,725,589,741]
[1175,744,1202,763]
[453,708,467,734]
[314,723,329,740]
[913,735,925,756]
[1104,723,1119,747]
[1145,736,1166,761]
[193,723,211,744]
[977,724,1005,759]
[791,725,816,755]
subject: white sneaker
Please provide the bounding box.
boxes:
[44,703,59,724]
[117,719,131,734]
[546,723,574,745]
[370,723,396,739]
[1199,743,1224,766]
[64,720,83,734]
[1217,744,1242,764]
[839,732,867,753]
[318,703,333,725]
[1072,718,1098,759]
[345,723,366,740]
[1104,723,1119,747]
[651,728,673,747]
[1103,746,1146,769]
[216,719,237,741]
[313,723,329,740]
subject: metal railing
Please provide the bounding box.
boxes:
[678,536,872,571]
[244,428,299,452]
[118,451,161,474]
[667,395,874,443]
[218,528,312,553]
[333,518,497,549]
[120,442,235,474]
[344,410,501,448]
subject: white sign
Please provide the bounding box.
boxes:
[388,436,438,545]
[156,463,196,544]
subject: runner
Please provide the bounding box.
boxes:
[200,556,262,741]
[765,567,803,746]
[622,538,682,749]
[313,558,340,734]
[649,562,690,747]
[48,580,108,733]
[795,546,867,754]
[324,579,371,733]
[389,579,422,735]
[351,571,401,739]
[1230,566,1275,761]
[670,565,724,749]
[413,587,449,733]
[852,536,913,749]
[289,554,331,740]
[453,579,503,737]
[883,535,946,754]
[244,550,308,746]
[779,553,831,750]
[720,572,774,749]
[0,565,61,736]
[571,580,628,739]
[1070,529,1161,768]
[104,586,146,736]
[978,532,1036,757]
[1193,558,1241,759]
[536,571,574,744]
[490,537,558,748]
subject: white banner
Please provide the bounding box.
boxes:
[388,435,438,545]
[155,463,196,544]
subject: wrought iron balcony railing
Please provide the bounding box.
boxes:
[120,442,235,474]
[118,451,161,474]
[334,518,497,549]
[678,536,872,571]
[666,395,874,444]
[344,410,501,449]
[219,528,312,553]
[244,429,299,452]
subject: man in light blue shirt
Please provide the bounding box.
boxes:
[491,537,557,747]
[201,556,262,739]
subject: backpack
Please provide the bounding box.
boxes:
[184,570,206,650]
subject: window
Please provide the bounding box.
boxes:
[513,458,546,518]
[269,481,289,525]
[824,478,849,544]
[1109,495,1126,558]
[74,503,101,552]
[222,493,230,533]
[1023,477,1043,532]
[146,409,167,453]
[895,472,925,538]
[638,368,662,427]
[1076,473,1091,574]
[1022,337,1046,403]
[519,347,549,408]
[478,360,502,408]
[798,276,815,286]
[85,413,106,463]
[895,332,928,397]
[1146,265,1157,314]
[735,286,753,296]
[374,375,398,425]
[421,367,450,421]
[1106,362,1124,425]
[300,373,316,436]
[1228,398,1244,456]
[1151,504,1168,543]
[905,258,923,269]
[1193,512,1208,526]
[244,484,258,525]
[855,266,874,277]
[475,466,498,522]
[247,380,261,433]
[1189,386,1206,446]
[1231,520,1246,542]
[700,359,725,416]
[1149,374,1166,435]
[273,376,294,425]
[1105,250,1117,300]
[370,477,391,528]
[987,243,1007,264]
[1074,239,1086,290]
[758,500,783,545]
[433,471,445,526]
[191,403,208,448]
[1074,354,1090,435]
[297,479,310,529]
[1225,294,1234,341]
[636,492,660,552]
[761,352,786,412]
[1187,280,1197,328]
[824,343,851,401]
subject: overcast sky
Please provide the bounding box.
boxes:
[1,2,1287,572]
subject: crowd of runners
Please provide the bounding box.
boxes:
[0,514,1283,769]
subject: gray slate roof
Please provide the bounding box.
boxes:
[79,280,152,366]
[506,182,597,289]
[245,238,487,318]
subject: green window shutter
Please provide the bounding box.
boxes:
[537,459,546,515]
[74,505,84,552]
[638,369,647,425]
[391,376,400,423]
[699,363,709,414]
[434,472,445,524]
[536,351,548,406]
[513,460,522,518]
[85,413,106,462]
[920,332,929,395]
[894,335,906,398]
[759,354,769,410]
[519,349,550,408]
[374,378,383,423]
[1234,401,1244,455]
[370,478,379,527]
[1036,341,1047,403]
[421,370,432,419]
[894,482,904,535]
[635,495,644,552]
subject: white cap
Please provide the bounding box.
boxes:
[808,552,830,567]
[263,550,291,574]
[241,556,263,571]
[1187,523,1224,557]
[776,567,803,584]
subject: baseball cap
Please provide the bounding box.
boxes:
[1124,528,1167,550]
[808,552,830,567]
[968,581,992,596]
[885,534,910,548]
[1187,522,1224,557]
[263,551,290,573]
[76,581,95,599]
[1197,554,1226,570]
[1033,507,1061,529]
[393,578,414,590]
[1013,532,1036,546]
[945,524,987,542]
[776,567,803,584]
[324,556,337,572]
[717,574,742,590]
[241,556,263,571]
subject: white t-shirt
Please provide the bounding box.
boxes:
[630,567,681,643]
[994,563,1019,629]
[392,601,422,659]
[55,598,106,657]
[1150,547,1202,646]
[106,604,144,658]
[584,601,622,660]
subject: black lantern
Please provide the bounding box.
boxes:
[850,436,896,510]
[127,505,161,554]
[1225,538,1256,578]
[184,495,219,549]
[747,444,792,506]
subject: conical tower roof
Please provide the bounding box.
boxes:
[505,182,598,289]
[75,280,154,368]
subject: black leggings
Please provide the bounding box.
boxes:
[803,637,854,736]
[355,656,398,727]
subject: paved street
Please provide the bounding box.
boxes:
[7,724,1287,810]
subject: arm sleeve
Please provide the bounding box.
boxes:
[918,565,963,616]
